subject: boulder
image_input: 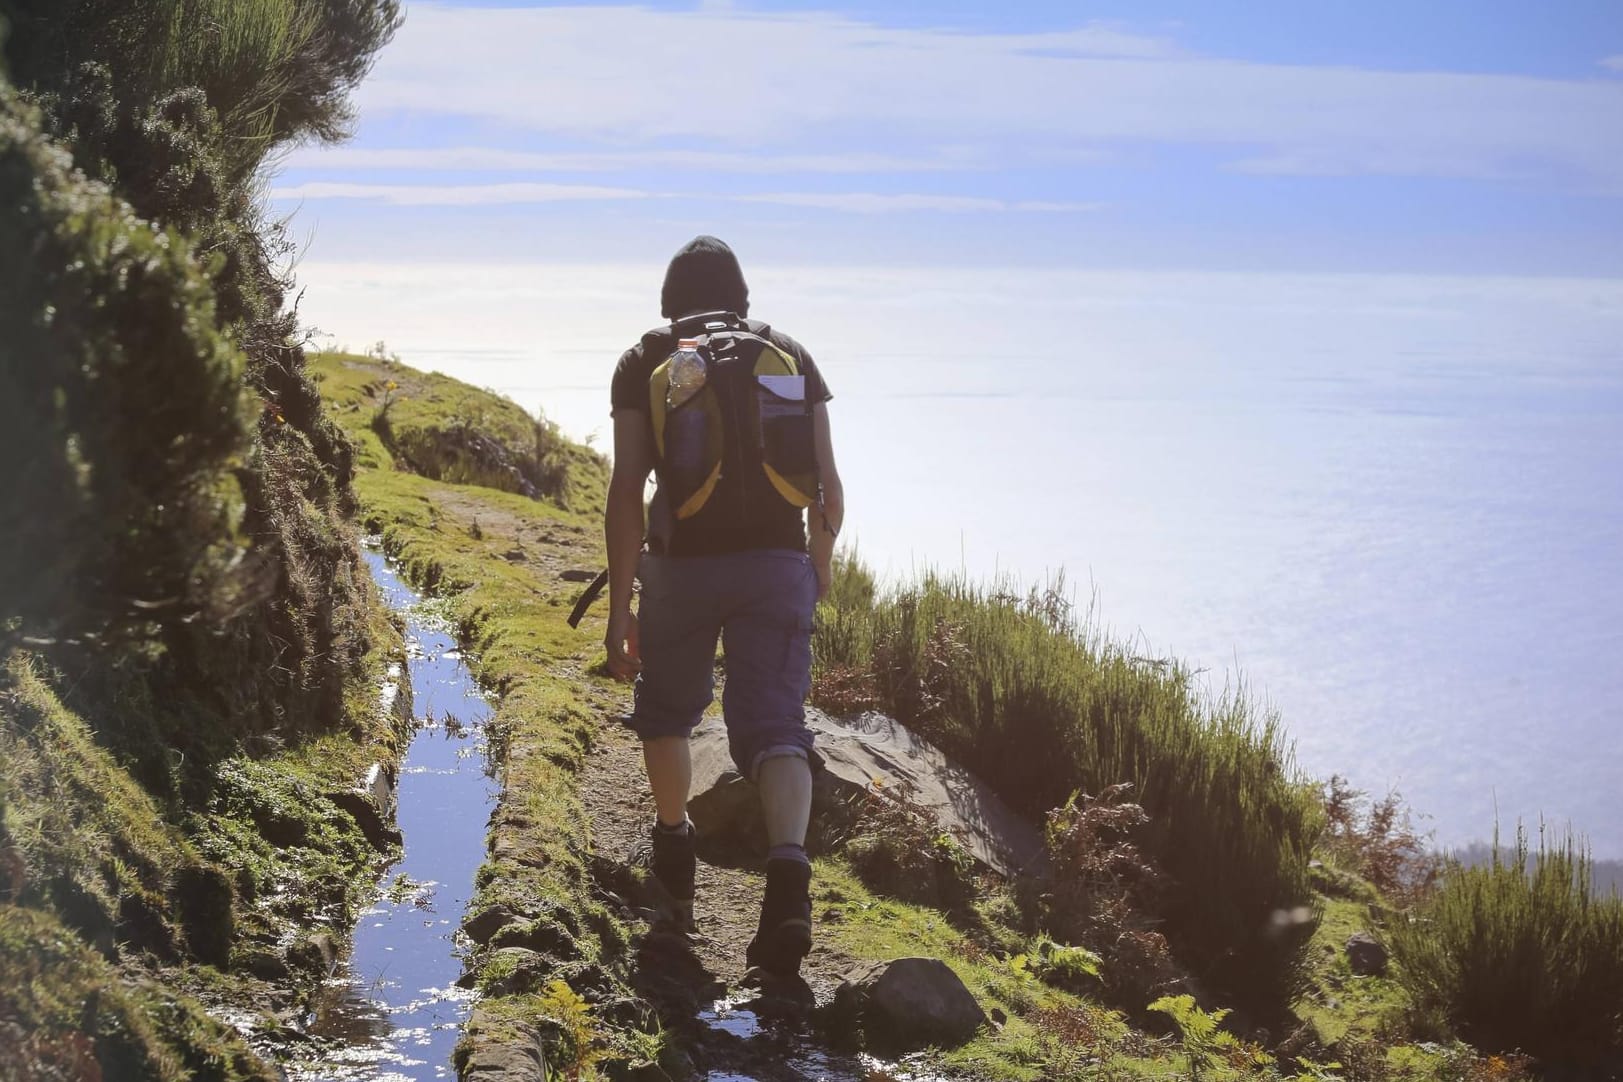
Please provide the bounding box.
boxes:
[1345,932,1389,977]
[686,708,1045,877]
[485,946,551,996]
[328,761,402,850]
[836,957,987,1051]
[464,902,524,946]
[462,1007,549,1082]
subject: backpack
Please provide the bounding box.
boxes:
[567,311,820,629]
[645,310,820,528]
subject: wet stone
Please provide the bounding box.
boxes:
[1345,931,1389,977]
[464,902,524,945]
[837,957,987,1052]
[485,947,550,996]
[491,916,579,959]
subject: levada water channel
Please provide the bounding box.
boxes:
[279,550,941,1082]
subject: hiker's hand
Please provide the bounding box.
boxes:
[814,558,832,602]
[605,610,640,681]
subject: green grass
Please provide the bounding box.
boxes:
[813,555,1323,1016]
[1389,825,1623,1067]
[312,351,608,513]
[0,905,277,1082]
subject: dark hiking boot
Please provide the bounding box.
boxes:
[634,819,695,931]
[745,858,813,978]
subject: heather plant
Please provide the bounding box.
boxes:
[1,0,400,747]
[813,556,1322,1016]
[0,90,252,646]
[1320,774,1442,906]
[1389,824,1623,1068]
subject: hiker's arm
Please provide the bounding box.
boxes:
[809,402,844,601]
[605,410,653,678]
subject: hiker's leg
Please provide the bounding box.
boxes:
[628,554,720,814]
[718,549,822,792]
[642,735,692,828]
[721,550,821,977]
[756,749,812,857]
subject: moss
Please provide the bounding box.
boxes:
[0,905,277,1081]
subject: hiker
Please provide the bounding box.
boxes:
[602,236,845,981]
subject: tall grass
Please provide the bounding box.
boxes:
[813,554,1322,1016]
[1390,825,1623,1066]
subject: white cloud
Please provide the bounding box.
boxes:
[1603,55,1623,72]
[269,181,1102,214]
[281,145,986,174]
[268,181,651,205]
[349,4,1623,187]
[738,192,1104,213]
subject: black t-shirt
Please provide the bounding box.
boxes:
[611,319,832,557]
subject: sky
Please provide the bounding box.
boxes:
[276,4,1623,848]
[274,0,1623,277]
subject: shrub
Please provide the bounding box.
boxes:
[1320,774,1442,907]
[0,90,252,645]
[1389,824,1623,1068]
[812,556,1322,1016]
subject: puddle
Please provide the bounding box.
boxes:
[290,551,497,1081]
[695,995,952,1082]
[698,994,764,1040]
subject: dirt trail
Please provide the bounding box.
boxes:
[419,481,874,1078]
[577,685,874,1080]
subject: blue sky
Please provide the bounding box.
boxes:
[273,1,1623,276]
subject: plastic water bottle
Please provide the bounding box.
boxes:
[667,339,706,409]
[666,339,707,489]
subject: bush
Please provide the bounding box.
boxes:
[1389,825,1623,1068]
[1320,774,1442,906]
[812,557,1323,1016]
[0,90,251,645]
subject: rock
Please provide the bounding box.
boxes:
[686,708,1045,877]
[464,903,523,946]
[1345,932,1389,977]
[329,762,402,850]
[329,789,403,851]
[837,957,987,1051]
[490,916,578,959]
[238,946,291,981]
[462,1007,549,1082]
[253,808,308,848]
[560,569,600,583]
[608,1064,672,1082]
[485,946,550,995]
[174,859,235,967]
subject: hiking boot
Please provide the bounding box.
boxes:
[633,819,695,931]
[746,858,813,978]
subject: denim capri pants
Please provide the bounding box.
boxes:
[628,548,821,779]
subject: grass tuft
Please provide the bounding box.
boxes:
[1389,824,1623,1068]
[813,554,1323,1016]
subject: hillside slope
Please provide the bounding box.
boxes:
[315,351,1560,1082]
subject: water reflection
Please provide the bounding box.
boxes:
[291,551,496,1081]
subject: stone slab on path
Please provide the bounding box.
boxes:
[686,707,1045,878]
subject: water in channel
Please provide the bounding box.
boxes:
[296,550,496,1080]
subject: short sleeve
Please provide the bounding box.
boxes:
[770,330,832,404]
[609,345,649,416]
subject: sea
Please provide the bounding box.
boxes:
[299,261,1623,859]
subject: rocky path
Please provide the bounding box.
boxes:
[577,689,876,1081]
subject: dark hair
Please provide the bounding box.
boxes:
[660,235,750,320]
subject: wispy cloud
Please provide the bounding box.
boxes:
[269,181,1103,214]
[1603,55,1623,72]
[269,181,650,205]
[348,4,1623,188]
[282,145,986,174]
[737,192,1104,214]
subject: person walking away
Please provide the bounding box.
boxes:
[602,236,845,980]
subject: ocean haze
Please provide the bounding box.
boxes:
[297,260,1623,858]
